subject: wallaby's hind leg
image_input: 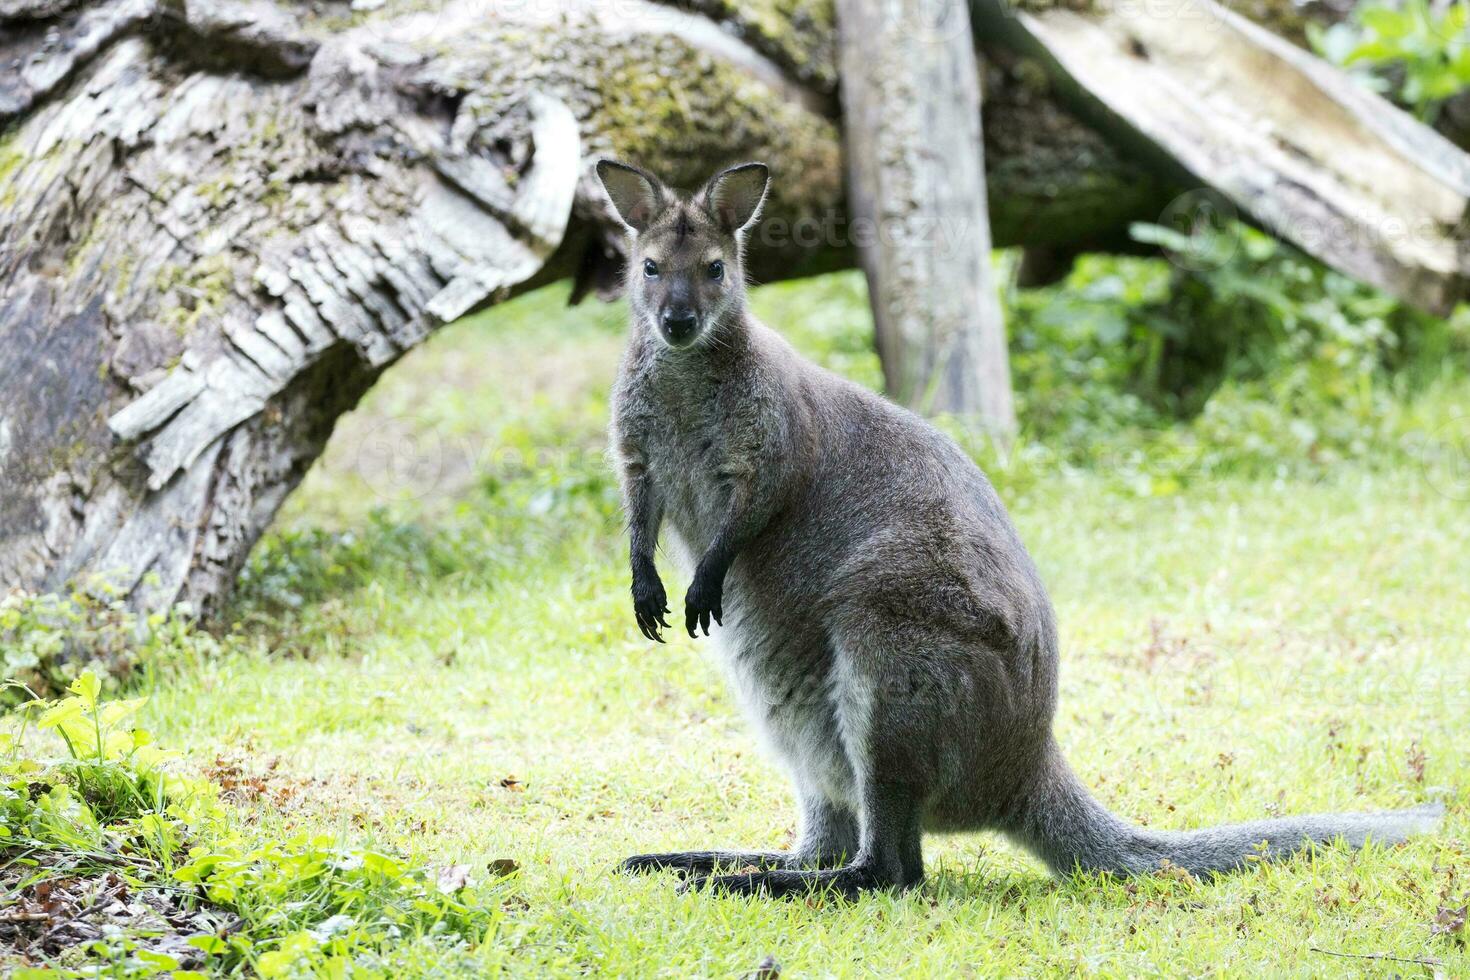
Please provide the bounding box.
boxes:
[620,793,857,877]
[688,782,923,898]
[789,793,860,868]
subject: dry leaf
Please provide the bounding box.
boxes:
[1431,904,1466,939]
[487,858,520,877]
[1156,858,1196,884]
[1406,741,1427,783]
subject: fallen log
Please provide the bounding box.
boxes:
[973,0,1470,314]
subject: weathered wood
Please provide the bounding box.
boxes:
[836,0,1016,437]
[971,0,1470,314]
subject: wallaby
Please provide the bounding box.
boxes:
[597,158,1442,898]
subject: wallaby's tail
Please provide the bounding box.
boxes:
[1009,743,1443,877]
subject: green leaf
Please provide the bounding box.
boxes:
[36,698,84,732]
[69,671,101,708]
[186,934,228,955]
[360,850,409,879]
[99,697,147,728]
[1359,6,1413,40]
[132,949,180,971]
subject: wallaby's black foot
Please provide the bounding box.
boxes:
[618,850,786,877]
[683,863,915,900]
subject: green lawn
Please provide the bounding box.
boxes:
[41,276,1470,974]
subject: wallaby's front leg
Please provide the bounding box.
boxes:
[685,461,775,637]
[623,458,669,643]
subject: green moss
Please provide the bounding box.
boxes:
[195,177,236,208]
[112,251,139,298]
[586,33,842,213]
[153,254,238,338]
[697,0,838,89]
[0,127,29,209]
[455,22,844,250]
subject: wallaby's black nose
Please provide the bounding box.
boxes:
[661,308,698,342]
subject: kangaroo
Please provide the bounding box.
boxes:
[598,158,1442,898]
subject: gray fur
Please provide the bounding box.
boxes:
[600,160,1443,899]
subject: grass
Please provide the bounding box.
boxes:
[7,272,1470,975]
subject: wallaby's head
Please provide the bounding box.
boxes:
[596,160,769,349]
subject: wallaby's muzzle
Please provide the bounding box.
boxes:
[659,306,700,347]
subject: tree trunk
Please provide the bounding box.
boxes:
[836,0,1016,438]
[1,0,1465,616]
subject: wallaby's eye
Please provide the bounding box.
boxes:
[643,259,659,279]
[708,260,725,281]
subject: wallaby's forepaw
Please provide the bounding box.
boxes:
[631,572,670,643]
[684,572,723,638]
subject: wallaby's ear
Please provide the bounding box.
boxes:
[702,162,769,234]
[596,159,664,233]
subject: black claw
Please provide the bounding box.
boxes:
[636,609,666,643]
[656,613,671,628]
[713,607,723,626]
